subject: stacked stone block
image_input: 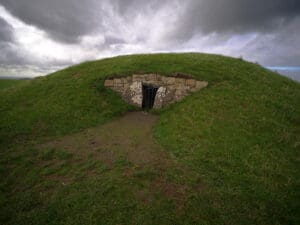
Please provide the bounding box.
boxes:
[104,74,208,109]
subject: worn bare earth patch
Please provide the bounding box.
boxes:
[38,112,195,206]
[40,111,171,167]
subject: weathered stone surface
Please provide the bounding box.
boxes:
[156,75,162,81]
[104,79,114,87]
[129,81,142,106]
[164,89,175,103]
[112,87,123,93]
[196,81,208,89]
[175,78,185,85]
[145,74,156,81]
[114,79,123,86]
[126,76,132,82]
[161,76,168,83]
[104,74,208,108]
[124,83,130,90]
[186,79,196,87]
[175,84,186,90]
[166,77,176,85]
[132,74,144,82]
[153,86,167,109]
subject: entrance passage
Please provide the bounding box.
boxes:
[142,83,158,110]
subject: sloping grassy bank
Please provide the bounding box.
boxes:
[0,53,299,225]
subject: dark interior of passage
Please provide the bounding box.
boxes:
[142,83,158,110]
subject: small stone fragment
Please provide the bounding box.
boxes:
[114,79,123,86]
[104,79,114,87]
[186,79,196,87]
[195,81,208,89]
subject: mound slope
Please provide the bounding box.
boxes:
[0,53,299,225]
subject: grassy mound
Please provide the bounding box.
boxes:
[0,53,299,225]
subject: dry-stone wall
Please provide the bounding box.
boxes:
[104,74,208,109]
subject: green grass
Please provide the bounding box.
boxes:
[0,79,27,90]
[0,53,299,225]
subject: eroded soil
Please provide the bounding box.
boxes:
[40,111,171,167]
[38,111,194,207]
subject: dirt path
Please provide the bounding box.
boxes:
[40,111,171,168]
[38,111,201,208]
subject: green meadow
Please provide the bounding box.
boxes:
[0,79,27,90]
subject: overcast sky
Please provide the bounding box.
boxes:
[0,0,299,77]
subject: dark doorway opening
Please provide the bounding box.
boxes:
[142,83,158,110]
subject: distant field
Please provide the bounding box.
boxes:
[0,79,26,90]
[266,67,300,82]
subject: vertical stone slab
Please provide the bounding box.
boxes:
[128,81,143,106]
[153,86,167,109]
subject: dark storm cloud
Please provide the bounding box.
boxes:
[171,0,300,41]
[0,0,102,43]
[0,16,14,42]
[1,0,299,45]
[241,17,300,66]
[0,0,175,44]
[0,16,24,67]
[104,35,125,45]
[0,44,24,66]
[113,0,165,15]
[0,15,73,70]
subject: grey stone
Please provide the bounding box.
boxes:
[104,74,207,108]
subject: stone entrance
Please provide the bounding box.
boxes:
[104,74,208,109]
[142,83,159,110]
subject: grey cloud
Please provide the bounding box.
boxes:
[170,0,300,41]
[104,35,125,45]
[0,16,14,42]
[0,0,103,43]
[113,0,166,15]
[0,42,72,68]
[0,17,25,67]
[0,40,73,77]
[0,0,171,44]
[241,17,300,66]
[0,43,25,66]
[0,0,180,45]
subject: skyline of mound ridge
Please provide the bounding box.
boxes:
[1,58,300,82]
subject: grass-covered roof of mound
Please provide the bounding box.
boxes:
[1,53,299,144]
[0,53,299,225]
